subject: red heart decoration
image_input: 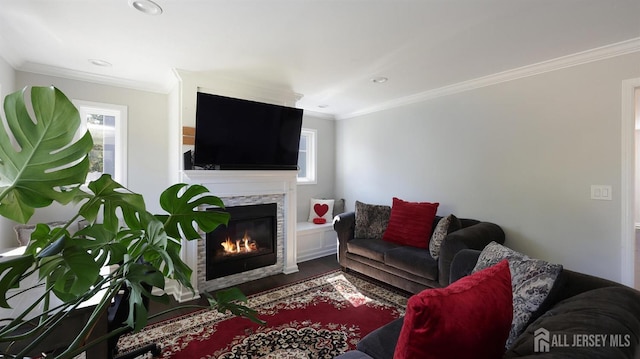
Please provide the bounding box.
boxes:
[313,217,327,224]
[314,203,329,217]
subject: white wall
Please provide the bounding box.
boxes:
[0,56,15,99]
[335,52,640,283]
[635,89,640,225]
[4,72,171,248]
[296,113,337,221]
[0,56,16,247]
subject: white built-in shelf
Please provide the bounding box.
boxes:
[296,221,337,263]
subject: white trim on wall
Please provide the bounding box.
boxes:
[19,61,171,94]
[297,128,317,185]
[339,37,640,120]
[621,77,640,287]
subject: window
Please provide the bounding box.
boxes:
[297,128,316,184]
[73,100,128,186]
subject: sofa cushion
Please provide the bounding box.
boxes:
[334,351,374,359]
[356,317,404,359]
[473,242,563,349]
[429,214,462,260]
[505,286,640,358]
[384,247,438,281]
[355,201,391,240]
[382,197,439,249]
[347,238,401,262]
[394,260,512,359]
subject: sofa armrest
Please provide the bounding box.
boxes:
[449,249,482,283]
[333,211,355,267]
[438,222,505,286]
[552,269,627,303]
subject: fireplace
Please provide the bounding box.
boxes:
[175,170,297,302]
[206,203,278,280]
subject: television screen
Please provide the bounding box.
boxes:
[193,92,303,170]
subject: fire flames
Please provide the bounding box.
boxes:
[221,231,257,254]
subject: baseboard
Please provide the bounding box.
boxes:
[161,279,201,303]
[297,247,338,263]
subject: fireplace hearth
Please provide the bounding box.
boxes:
[206,203,277,280]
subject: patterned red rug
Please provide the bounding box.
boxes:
[117,270,408,358]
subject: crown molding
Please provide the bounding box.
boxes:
[175,69,304,108]
[337,37,640,120]
[303,109,336,120]
[16,62,174,94]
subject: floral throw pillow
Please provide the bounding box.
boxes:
[472,242,562,349]
[429,214,462,259]
[354,201,391,240]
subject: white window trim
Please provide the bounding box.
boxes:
[297,128,317,185]
[73,100,128,186]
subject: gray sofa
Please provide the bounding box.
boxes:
[333,211,505,293]
[336,249,640,359]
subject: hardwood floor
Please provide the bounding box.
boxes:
[147,255,341,324]
[231,255,342,296]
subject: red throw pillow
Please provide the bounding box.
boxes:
[382,197,439,248]
[394,260,513,359]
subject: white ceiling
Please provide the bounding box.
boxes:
[0,0,639,119]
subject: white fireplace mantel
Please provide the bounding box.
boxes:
[168,170,299,302]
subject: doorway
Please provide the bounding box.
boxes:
[634,87,640,289]
[622,78,640,289]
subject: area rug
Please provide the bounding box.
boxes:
[117,270,409,358]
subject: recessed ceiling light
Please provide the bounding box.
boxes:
[371,76,388,84]
[89,59,112,67]
[128,0,163,15]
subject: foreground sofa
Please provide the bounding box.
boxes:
[334,208,505,293]
[336,247,640,359]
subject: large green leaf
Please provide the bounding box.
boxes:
[37,243,101,302]
[123,262,165,331]
[204,288,265,326]
[0,86,93,223]
[163,237,193,288]
[78,174,146,232]
[156,183,230,240]
[74,224,127,267]
[24,223,70,256]
[0,255,35,308]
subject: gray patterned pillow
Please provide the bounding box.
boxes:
[333,198,345,218]
[354,201,391,239]
[472,241,562,349]
[429,214,461,259]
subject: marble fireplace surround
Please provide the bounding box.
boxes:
[169,170,299,302]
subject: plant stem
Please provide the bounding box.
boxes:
[56,282,121,358]
[12,271,118,357]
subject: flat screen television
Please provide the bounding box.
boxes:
[193,92,304,170]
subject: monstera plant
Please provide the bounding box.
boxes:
[0,86,261,358]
